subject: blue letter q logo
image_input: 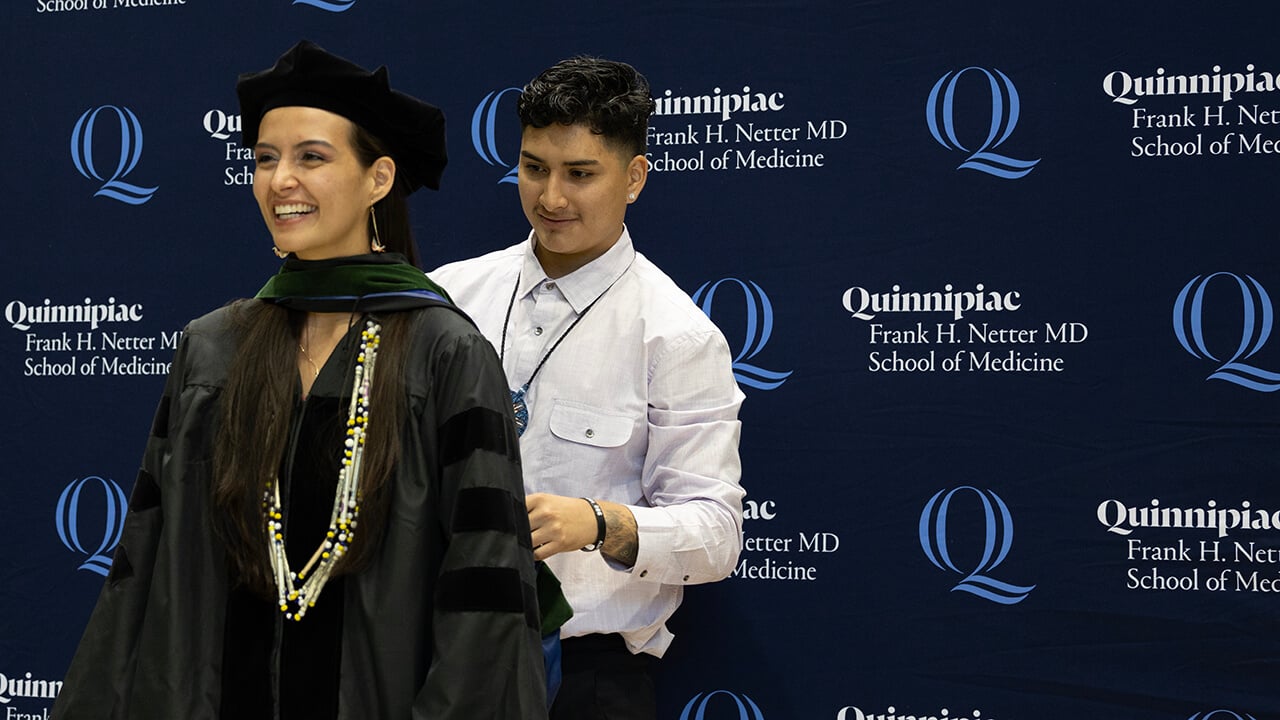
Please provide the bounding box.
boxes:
[692,279,792,391]
[926,67,1040,179]
[55,476,128,577]
[291,0,356,11]
[1174,272,1280,392]
[70,105,158,205]
[919,486,1035,604]
[471,88,523,185]
[680,691,765,720]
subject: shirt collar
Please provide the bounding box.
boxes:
[519,227,636,313]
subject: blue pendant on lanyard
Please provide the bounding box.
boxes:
[511,383,530,437]
[500,262,631,440]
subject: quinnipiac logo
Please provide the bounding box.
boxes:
[1174,272,1280,392]
[0,671,62,706]
[680,691,765,720]
[926,67,1040,179]
[471,87,523,184]
[203,109,242,141]
[71,105,159,205]
[919,486,1036,604]
[55,476,128,577]
[291,0,355,10]
[692,279,792,391]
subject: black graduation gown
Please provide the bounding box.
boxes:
[53,303,547,719]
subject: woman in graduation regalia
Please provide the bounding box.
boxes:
[53,40,548,719]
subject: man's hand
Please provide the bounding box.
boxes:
[527,493,639,566]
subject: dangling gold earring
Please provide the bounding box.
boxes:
[370,208,386,253]
[273,246,288,259]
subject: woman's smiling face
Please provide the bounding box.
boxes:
[252,106,388,260]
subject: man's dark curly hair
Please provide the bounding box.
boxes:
[517,56,656,158]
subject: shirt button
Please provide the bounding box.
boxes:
[545,282,557,291]
[640,570,648,578]
[585,428,595,438]
[534,326,543,336]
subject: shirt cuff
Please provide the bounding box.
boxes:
[622,505,679,584]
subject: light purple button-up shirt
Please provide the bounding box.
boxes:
[431,228,745,656]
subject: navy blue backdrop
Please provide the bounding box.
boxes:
[4,2,1279,718]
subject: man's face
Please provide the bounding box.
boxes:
[518,123,646,278]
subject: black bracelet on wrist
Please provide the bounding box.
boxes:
[581,497,606,552]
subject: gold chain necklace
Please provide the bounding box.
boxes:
[298,326,320,379]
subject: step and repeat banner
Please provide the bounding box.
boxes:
[4,1,1279,718]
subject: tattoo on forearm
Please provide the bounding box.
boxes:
[602,505,639,568]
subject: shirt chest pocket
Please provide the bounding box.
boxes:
[549,400,634,448]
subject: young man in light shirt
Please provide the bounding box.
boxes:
[431,57,744,719]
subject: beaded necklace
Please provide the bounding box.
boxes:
[264,319,380,621]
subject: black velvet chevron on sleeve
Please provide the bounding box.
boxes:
[453,487,531,549]
[435,567,540,631]
[130,469,161,511]
[438,405,518,467]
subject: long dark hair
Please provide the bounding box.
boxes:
[212,120,416,596]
